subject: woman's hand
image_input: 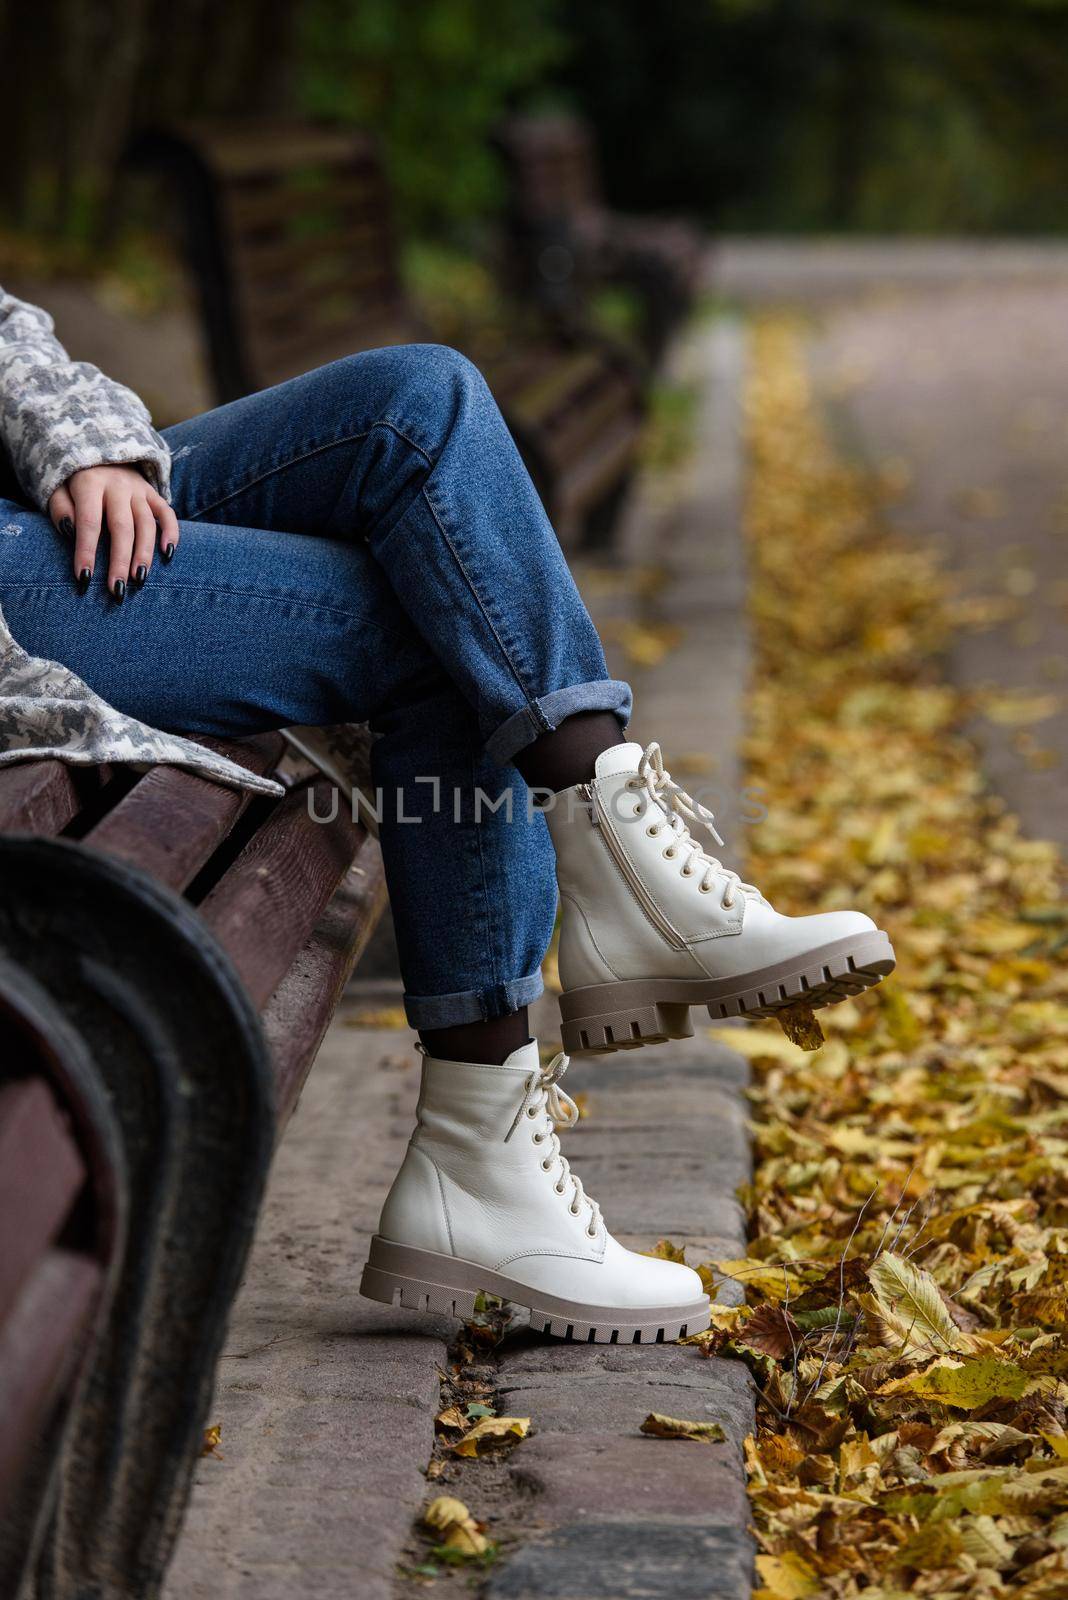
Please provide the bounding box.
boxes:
[49,464,180,600]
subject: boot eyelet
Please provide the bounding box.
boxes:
[586,1226,597,1239]
[570,1204,581,1216]
[681,865,694,877]
[646,825,660,838]
[532,1131,544,1143]
[555,1183,566,1195]
[698,882,713,893]
[526,1106,538,1118]
[663,846,677,860]
[722,896,735,911]
[542,1159,553,1171]
[633,804,643,816]
[625,778,639,790]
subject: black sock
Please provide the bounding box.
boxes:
[513,710,625,794]
[420,1008,532,1065]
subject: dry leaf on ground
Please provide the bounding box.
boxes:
[729,317,1068,1592]
[774,1002,825,1051]
[423,1496,489,1557]
[344,1006,408,1029]
[640,1413,726,1443]
[452,1416,530,1457]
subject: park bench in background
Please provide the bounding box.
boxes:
[494,112,705,365]
[126,120,646,549]
[0,732,386,1598]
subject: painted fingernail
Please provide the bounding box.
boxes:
[59,517,75,539]
[133,564,148,587]
[112,578,126,603]
[162,542,175,563]
[77,568,92,595]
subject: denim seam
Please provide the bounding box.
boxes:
[403,971,545,1029]
[418,484,542,718]
[470,749,502,1005]
[185,421,436,521]
[485,680,631,765]
[27,579,420,647]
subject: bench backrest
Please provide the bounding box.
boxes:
[494,113,603,231]
[128,121,419,402]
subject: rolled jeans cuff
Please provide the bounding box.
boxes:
[403,970,546,1030]
[485,679,633,767]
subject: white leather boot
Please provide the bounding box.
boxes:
[547,742,895,1054]
[360,1041,709,1343]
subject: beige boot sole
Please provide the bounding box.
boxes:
[360,1237,711,1344]
[559,930,896,1054]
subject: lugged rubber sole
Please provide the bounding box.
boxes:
[359,1237,711,1344]
[559,930,896,1054]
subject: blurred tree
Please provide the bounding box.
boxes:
[296,0,563,234]
[0,0,295,239]
[3,0,1068,246]
[557,0,1068,231]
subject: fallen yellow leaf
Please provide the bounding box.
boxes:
[774,1003,824,1051]
[345,1005,409,1029]
[754,1551,820,1597]
[452,1416,530,1457]
[640,1412,726,1443]
[423,1495,489,1557]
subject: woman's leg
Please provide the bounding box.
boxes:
[0,493,556,1050]
[156,343,633,1058]
[159,347,888,1053]
[162,344,631,779]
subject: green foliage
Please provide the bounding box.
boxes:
[559,0,1068,231]
[296,0,563,234]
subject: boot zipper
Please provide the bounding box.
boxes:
[577,783,685,948]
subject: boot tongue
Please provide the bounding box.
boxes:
[593,742,644,780]
[501,1039,542,1072]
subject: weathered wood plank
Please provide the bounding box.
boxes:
[0,1251,101,1516]
[0,1080,87,1323]
[0,761,80,835]
[199,781,362,1010]
[84,732,285,892]
[265,835,389,1130]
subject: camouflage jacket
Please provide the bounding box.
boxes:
[0,286,283,798]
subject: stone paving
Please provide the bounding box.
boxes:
[164,319,757,1599]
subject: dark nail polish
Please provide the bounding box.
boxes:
[133,564,148,587]
[162,542,175,563]
[59,517,75,539]
[77,567,92,595]
[112,578,125,603]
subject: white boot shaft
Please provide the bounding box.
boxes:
[362,1042,709,1342]
[378,1042,604,1269]
[546,742,895,1051]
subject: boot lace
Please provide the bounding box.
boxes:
[632,742,761,911]
[504,1052,602,1240]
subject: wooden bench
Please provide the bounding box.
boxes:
[0,732,385,1597]
[494,113,705,365]
[125,119,646,549]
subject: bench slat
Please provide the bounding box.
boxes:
[265,839,388,1129]
[0,760,81,835]
[199,781,362,1010]
[0,1080,87,1323]
[0,1250,101,1516]
[84,732,285,892]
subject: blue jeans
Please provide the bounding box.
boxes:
[0,345,631,1028]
